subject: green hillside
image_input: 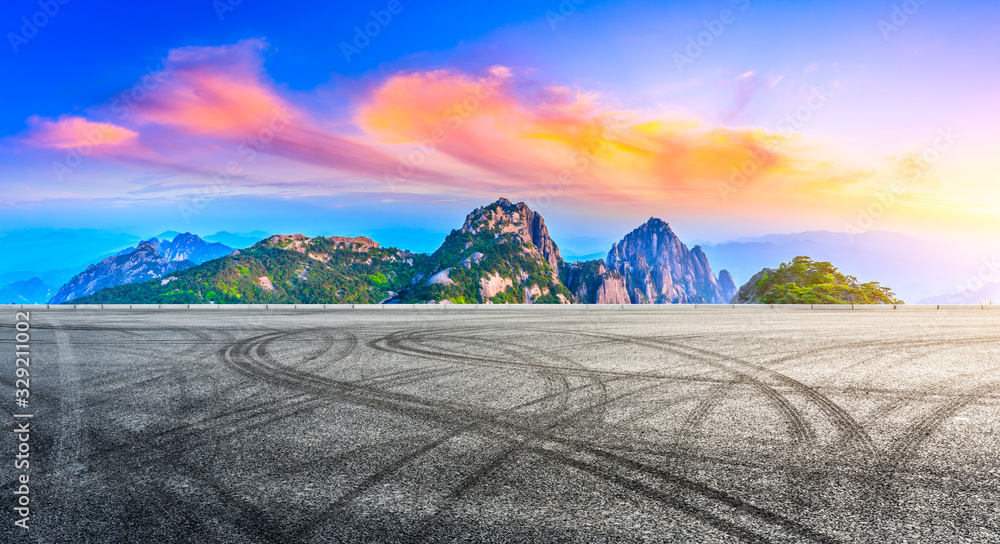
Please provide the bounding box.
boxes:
[71,240,423,305]
[738,256,903,305]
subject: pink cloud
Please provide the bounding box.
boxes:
[24,116,137,149]
[128,39,426,178]
[17,39,440,186]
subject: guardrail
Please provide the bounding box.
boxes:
[10,303,1000,311]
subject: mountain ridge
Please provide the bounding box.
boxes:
[66,198,739,305]
[49,233,235,304]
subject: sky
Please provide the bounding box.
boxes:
[2,0,999,255]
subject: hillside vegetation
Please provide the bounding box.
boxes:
[72,241,423,305]
[734,256,903,304]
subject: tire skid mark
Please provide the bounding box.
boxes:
[289,377,629,541]
[367,327,734,386]
[539,444,842,544]
[680,376,750,444]
[408,328,576,420]
[883,379,1000,477]
[766,335,1000,372]
[90,328,341,461]
[221,329,835,543]
[407,329,603,424]
[530,327,817,447]
[407,379,679,542]
[650,338,866,452]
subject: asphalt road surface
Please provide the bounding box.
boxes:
[3,307,999,543]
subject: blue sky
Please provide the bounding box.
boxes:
[2,0,999,257]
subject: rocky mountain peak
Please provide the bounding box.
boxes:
[460,198,563,274]
[604,216,728,304]
[718,269,738,302]
[135,240,160,254]
[608,217,684,267]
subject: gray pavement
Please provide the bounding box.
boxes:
[2,307,999,543]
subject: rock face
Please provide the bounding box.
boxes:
[594,271,630,304]
[427,268,455,286]
[400,198,573,304]
[601,218,731,304]
[460,197,563,281]
[50,242,195,303]
[480,273,513,300]
[718,270,738,303]
[730,268,775,304]
[260,234,387,263]
[117,233,234,264]
[564,260,607,303]
[159,233,234,263]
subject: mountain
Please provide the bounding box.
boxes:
[64,198,743,305]
[50,242,197,304]
[0,277,54,305]
[70,234,422,305]
[52,233,235,303]
[0,268,82,292]
[919,281,1000,305]
[568,218,733,304]
[398,198,573,304]
[115,233,234,264]
[731,256,903,304]
[718,270,738,302]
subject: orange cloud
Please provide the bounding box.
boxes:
[356,67,839,206]
[24,116,137,149]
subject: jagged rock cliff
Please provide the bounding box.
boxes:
[594,271,630,304]
[599,218,731,304]
[400,198,572,304]
[50,242,195,303]
[718,269,738,303]
[459,198,563,281]
[565,260,606,302]
[116,233,234,264]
